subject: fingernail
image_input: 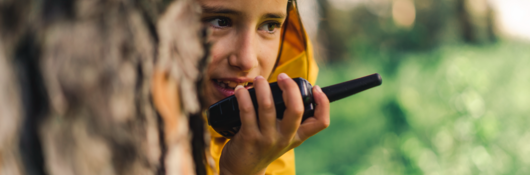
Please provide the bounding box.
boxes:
[255,75,264,81]
[315,85,323,93]
[235,85,244,91]
[278,73,289,80]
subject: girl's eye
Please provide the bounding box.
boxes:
[208,17,232,28]
[258,22,281,34]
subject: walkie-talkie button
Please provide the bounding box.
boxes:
[229,98,238,112]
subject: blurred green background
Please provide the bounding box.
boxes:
[295,0,530,174]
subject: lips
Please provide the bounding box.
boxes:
[211,79,254,97]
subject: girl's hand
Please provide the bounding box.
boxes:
[218,73,330,175]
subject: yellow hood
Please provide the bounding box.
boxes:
[268,0,318,85]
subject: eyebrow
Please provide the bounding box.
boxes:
[201,5,286,19]
[263,13,286,19]
[202,6,242,16]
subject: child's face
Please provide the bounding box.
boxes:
[198,0,289,106]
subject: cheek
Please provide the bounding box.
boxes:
[258,39,280,76]
[207,39,231,73]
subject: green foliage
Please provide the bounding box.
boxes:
[319,0,458,62]
[295,41,530,175]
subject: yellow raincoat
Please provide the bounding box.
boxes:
[208,1,318,174]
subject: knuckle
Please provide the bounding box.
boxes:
[277,139,290,148]
[320,113,331,128]
[319,118,330,129]
[322,121,330,128]
[292,105,304,115]
[260,136,276,148]
[242,132,260,142]
[260,99,274,111]
[240,103,254,113]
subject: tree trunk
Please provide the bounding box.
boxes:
[0,0,209,174]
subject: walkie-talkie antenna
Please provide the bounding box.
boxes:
[321,73,382,102]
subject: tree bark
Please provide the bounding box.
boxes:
[0,0,209,174]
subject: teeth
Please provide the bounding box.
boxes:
[228,82,238,88]
[215,79,253,89]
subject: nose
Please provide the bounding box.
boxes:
[228,28,258,72]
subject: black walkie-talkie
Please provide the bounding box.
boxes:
[207,73,383,138]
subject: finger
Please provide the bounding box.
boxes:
[235,85,260,135]
[277,73,304,137]
[297,85,330,141]
[254,75,277,135]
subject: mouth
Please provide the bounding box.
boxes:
[211,79,254,97]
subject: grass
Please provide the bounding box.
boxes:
[295,41,530,175]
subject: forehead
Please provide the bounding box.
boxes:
[198,0,288,18]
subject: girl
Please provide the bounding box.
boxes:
[198,0,330,174]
